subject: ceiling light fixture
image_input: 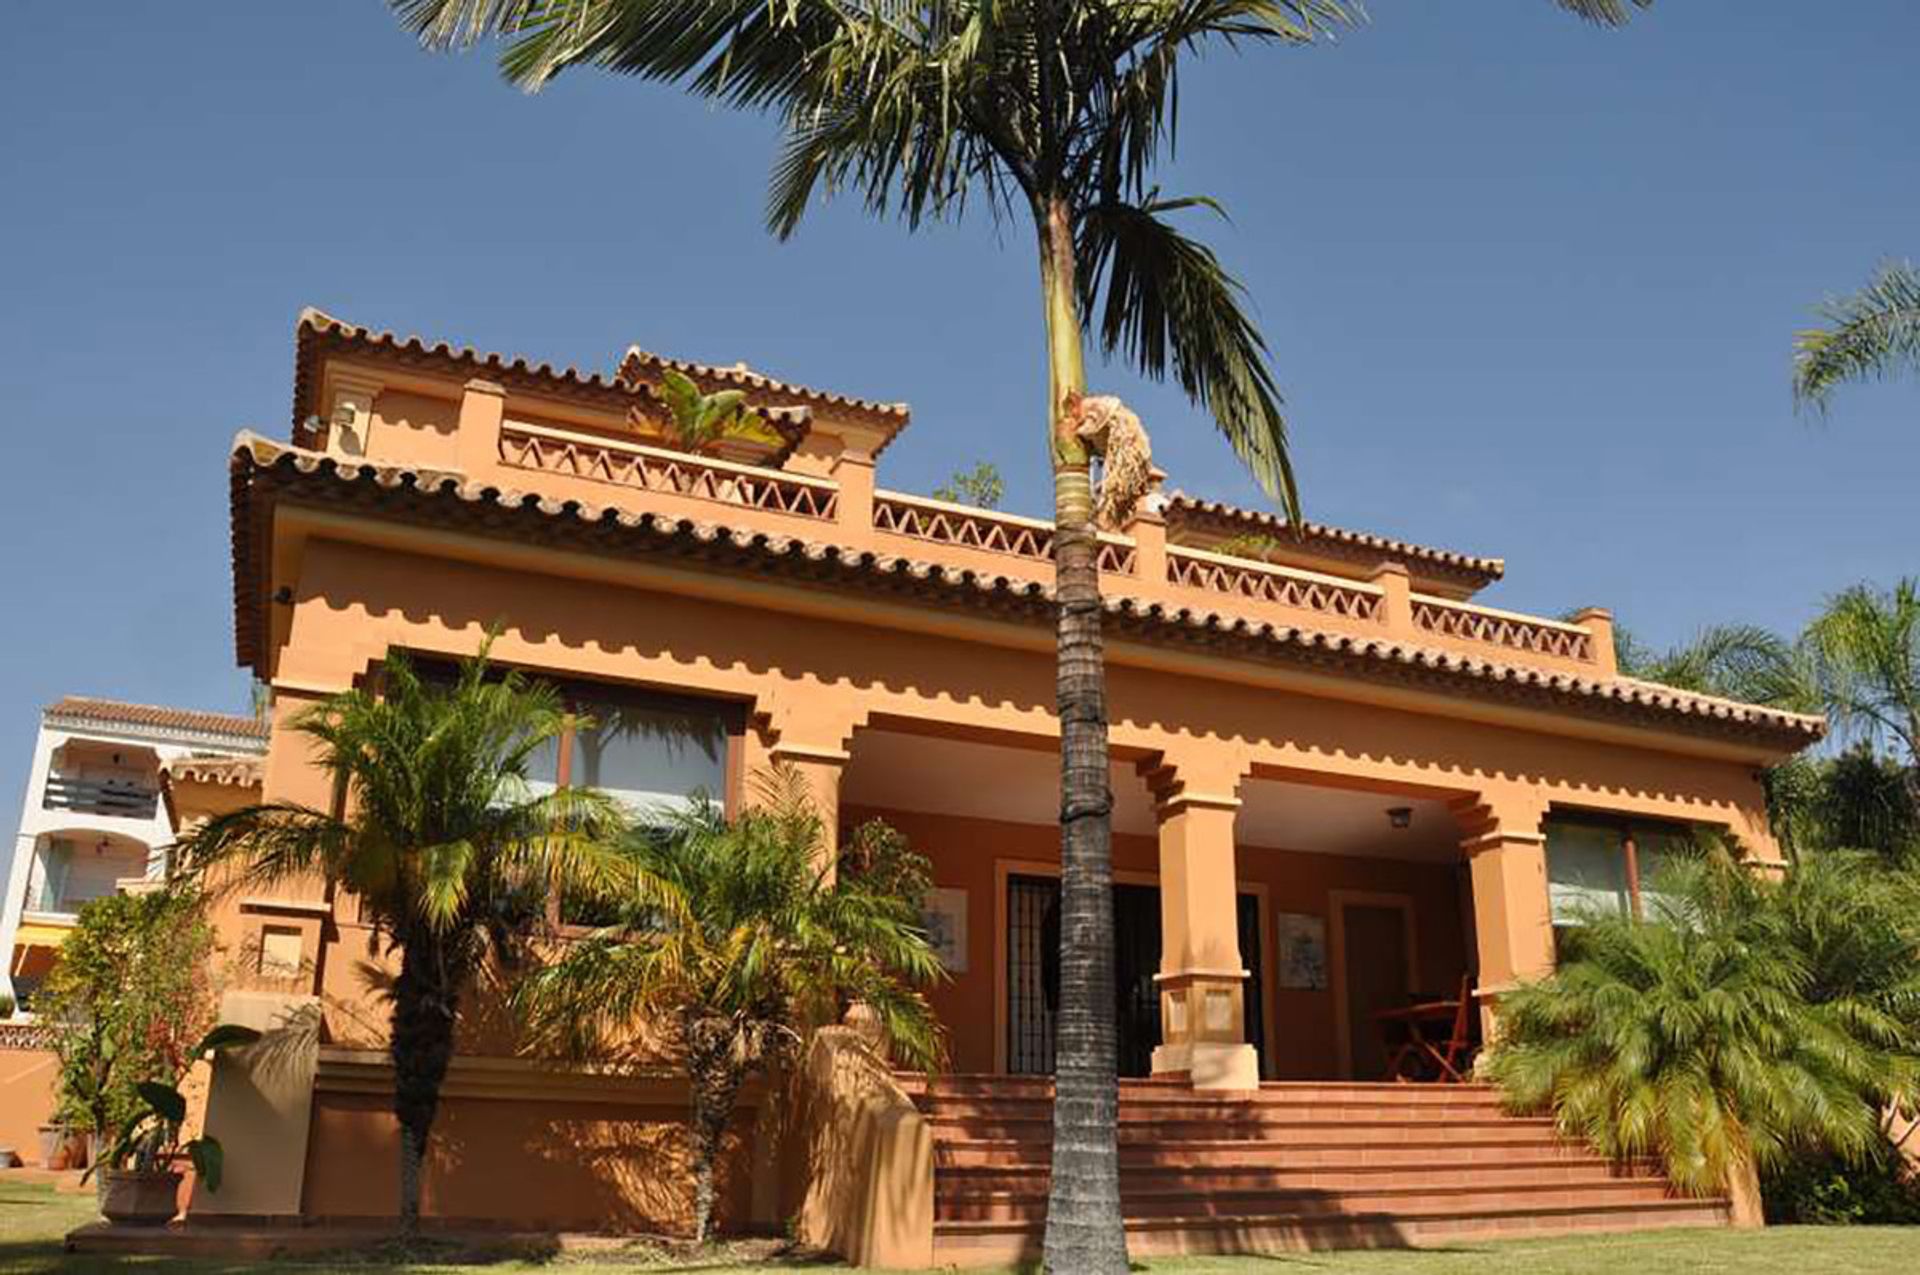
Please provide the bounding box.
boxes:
[1386,806,1413,830]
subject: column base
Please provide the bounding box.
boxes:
[1151,1041,1259,1091]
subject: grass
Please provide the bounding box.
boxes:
[2,1178,1914,1274]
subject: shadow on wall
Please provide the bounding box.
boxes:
[300,1087,759,1235]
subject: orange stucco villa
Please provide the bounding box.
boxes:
[142,310,1826,1264]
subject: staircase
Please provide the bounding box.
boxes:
[899,1075,1728,1266]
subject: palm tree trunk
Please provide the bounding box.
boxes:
[683,1016,746,1245]
[391,937,459,1235]
[1903,715,1920,825]
[1035,192,1130,1275]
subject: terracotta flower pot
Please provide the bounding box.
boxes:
[97,1169,183,1226]
[37,1125,69,1170]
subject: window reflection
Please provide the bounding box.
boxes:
[1545,815,1702,952]
[571,700,728,820]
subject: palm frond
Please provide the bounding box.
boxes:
[1076,196,1297,515]
[516,765,945,1072]
[1622,622,1806,708]
[1805,580,1920,757]
[1794,261,1920,411]
[1549,0,1655,25]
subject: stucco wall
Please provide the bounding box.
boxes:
[0,1043,59,1164]
[268,537,1780,850]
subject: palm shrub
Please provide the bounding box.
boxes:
[1487,850,1920,1208]
[652,366,785,453]
[37,887,218,1151]
[515,767,944,1243]
[174,649,631,1233]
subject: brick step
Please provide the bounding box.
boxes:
[935,1178,1680,1224]
[904,1075,1506,1109]
[934,1137,1611,1170]
[914,1095,1507,1123]
[931,1196,1729,1267]
[937,1158,1653,1195]
[925,1116,1561,1145]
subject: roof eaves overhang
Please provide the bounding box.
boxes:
[228,436,1825,762]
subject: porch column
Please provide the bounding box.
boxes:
[759,693,868,878]
[1143,752,1258,1091]
[1457,792,1553,1037]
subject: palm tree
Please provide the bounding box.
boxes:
[1806,580,1920,811]
[1486,851,1906,1213]
[386,4,1652,1265]
[515,767,944,1243]
[175,650,630,1233]
[1794,260,1920,410]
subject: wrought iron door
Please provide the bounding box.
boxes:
[1006,875,1266,1077]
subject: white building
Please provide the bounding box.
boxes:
[0,697,268,1016]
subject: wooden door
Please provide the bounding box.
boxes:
[1341,903,1412,1081]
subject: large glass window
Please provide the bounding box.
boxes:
[418,658,740,816]
[1546,815,1701,949]
[568,698,730,820]
[1546,820,1631,925]
[29,839,74,913]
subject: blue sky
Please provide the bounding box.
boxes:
[0,2,1912,830]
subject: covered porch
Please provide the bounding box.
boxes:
[834,724,1537,1087]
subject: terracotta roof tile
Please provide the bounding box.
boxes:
[1165,493,1505,590]
[163,755,265,788]
[291,309,848,456]
[227,435,1824,753]
[46,696,269,745]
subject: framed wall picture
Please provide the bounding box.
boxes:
[1275,911,1328,990]
[922,887,970,974]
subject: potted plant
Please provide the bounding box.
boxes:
[89,1025,259,1226]
[36,1121,78,1171]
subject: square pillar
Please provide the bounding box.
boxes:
[759,694,867,880]
[1459,793,1553,1042]
[455,377,507,474]
[1144,758,1257,1090]
[1465,829,1554,996]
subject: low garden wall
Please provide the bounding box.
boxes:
[0,1024,59,1166]
[296,1050,776,1234]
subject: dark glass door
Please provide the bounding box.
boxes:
[1112,883,1163,1077]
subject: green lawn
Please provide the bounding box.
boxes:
[2,1178,1911,1274]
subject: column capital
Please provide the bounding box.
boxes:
[756,691,868,758]
[1451,786,1549,853]
[767,741,852,767]
[1137,747,1249,817]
